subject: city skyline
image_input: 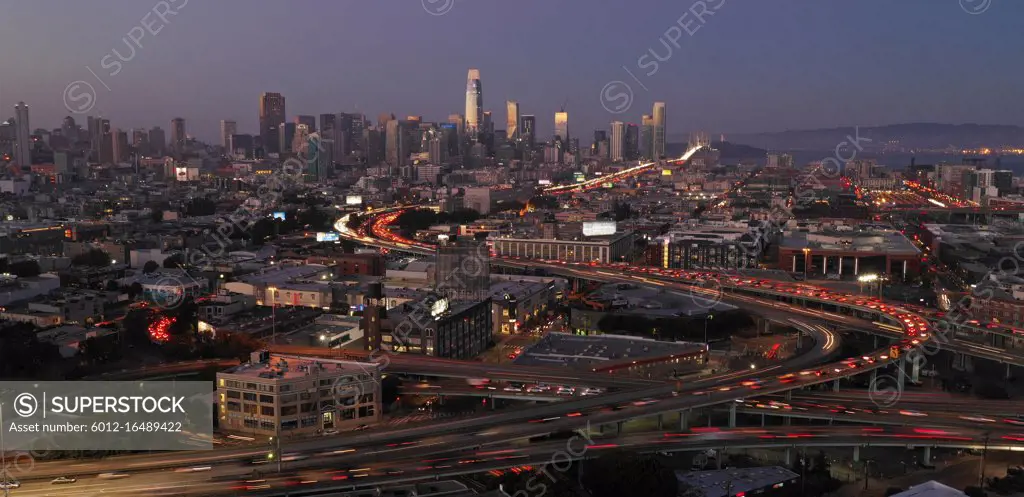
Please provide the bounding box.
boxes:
[1,1,1021,143]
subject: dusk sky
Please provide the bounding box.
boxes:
[1,0,1021,143]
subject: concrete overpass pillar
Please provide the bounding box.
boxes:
[761,413,766,427]
[854,257,859,276]
[833,379,840,392]
[784,448,792,466]
[922,446,931,466]
[679,410,690,431]
[616,421,624,435]
[898,355,907,391]
[490,396,495,410]
[438,395,445,406]
[785,390,792,401]
[657,414,663,430]
[729,403,737,428]
[853,446,860,462]
[1008,364,1014,381]
[911,358,921,383]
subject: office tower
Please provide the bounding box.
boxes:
[259,92,286,155]
[62,116,77,144]
[348,113,365,155]
[652,102,666,160]
[386,119,407,166]
[364,128,383,165]
[554,111,568,143]
[428,128,447,165]
[377,113,395,130]
[320,113,347,160]
[506,101,519,142]
[148,126,166,156]
[305,132,331,182]
[99,130,114,164]
[465,69,483,139]
[13,102,30,166]
[295,115,316,132]
[170,118,186,154]
[279,122,296,155]
[292,124,310,156]
[132,129,149,156]
[448,113,465,137]
[993,170,1013,196]
[625,123,639,160]
[87,117,100,157]
[435,240,489,300]
[640,115,654,160]
[482,111,494,152]
[112,129,129,163]
[520,115,536,149]
[610,121,626,162]
[230,134,254,158]
[220,120,236,150]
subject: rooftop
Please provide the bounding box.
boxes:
[222,354,378,380]
[514,332,704,368]
[676,466,799,497]
[780,228,919,255]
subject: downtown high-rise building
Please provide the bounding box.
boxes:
[220,120,237,150]
[520,114,535,149]
[652,101,666,160]
[112,129,129,163]
[506,101,519,142]
[148,126,166,157]
[132,129,149,156]
[13,102,31,166]
[295,115,316,132]
[640,115,654,160]
[465,69,483,139]
[386,119,408,166]
[625,123,639,160]
[170,118,186,154]
[610,121,626,162]
[62,116,78,144]
[259,92,286,155]
[554,111,569,144]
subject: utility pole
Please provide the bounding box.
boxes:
[979,433,989,490]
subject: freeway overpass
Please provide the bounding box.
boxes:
[11,425,1024,497]
[542,144,708,195]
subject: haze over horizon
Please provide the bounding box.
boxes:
[1,0,1021,142]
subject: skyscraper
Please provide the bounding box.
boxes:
[62,116,77,144]
[279,122,297,155]
[220,120,237,150]
[640,115,654,160]
[610,121,626,162]
[386,119,408,166]
[554,111,569,143]
[625,123,639,160]
[13,102,30,166]
[170,118,186,154]
[465,69,483,139]
[259,92,286,155]
[148,126,165,157]
[652,102,666,160]
[506,101,519,142]
[132,129,149,156]
[112,129,129,163]
[295,115,316,132]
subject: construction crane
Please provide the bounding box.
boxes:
[559,97,568,113]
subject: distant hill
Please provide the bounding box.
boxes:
[726,123,1024,151]
[666,141,765,162]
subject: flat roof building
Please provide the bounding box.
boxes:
[217,352,381,437]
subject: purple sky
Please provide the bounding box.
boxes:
[1,0,1021,143]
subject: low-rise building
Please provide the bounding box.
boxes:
[488,231,635,264]
[217,352,381,437]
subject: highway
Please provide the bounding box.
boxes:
[12,425,1024,497]
[542,145,706,195]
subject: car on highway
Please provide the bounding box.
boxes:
[51,476,77,484]
[0,481,20,489]
[98,473,131,480]
[556,386,575,395]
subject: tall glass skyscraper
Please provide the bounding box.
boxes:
[554,112,568,142]
[506,100,519,142]
[259,92,286,155]
[652,101,666,160]
[465,69,483,139]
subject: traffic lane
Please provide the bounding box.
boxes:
[17,312,842,480]
[730,402,1017,432]
[791,391,1024,413]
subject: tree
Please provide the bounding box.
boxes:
[163,253,185,269]
[0,322,62,378]
[128,282,144,300]
[581,451,678,497]
[71,248,112,267]
[185,198,217,216]
[150,209,164,223]
[7,260,40,277]
[78,335,121,364]
[143,260,160,274]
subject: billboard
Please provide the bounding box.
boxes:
[316,232,340,242]
[345,195,363,205]
[272,212,286,221]
[582,221,617,237]
[573,172,586,183]
[538,179,552,186]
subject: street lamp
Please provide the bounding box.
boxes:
[704,314,714,346]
